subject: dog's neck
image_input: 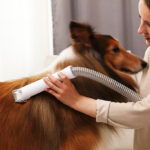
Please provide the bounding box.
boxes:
[45,46,137,91]
[99,57,137,91]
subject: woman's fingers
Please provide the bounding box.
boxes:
[47,74,63,87]
[57,72,71,84]
[44,76,61,93]
[44,72,70,93]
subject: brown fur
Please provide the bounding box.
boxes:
[0,21,147,150]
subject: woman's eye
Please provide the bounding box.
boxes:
[113,47,120,53]
[147,23,150,27]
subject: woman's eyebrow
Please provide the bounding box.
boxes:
[139,14,150,24]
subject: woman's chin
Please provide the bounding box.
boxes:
[146,39,150,46]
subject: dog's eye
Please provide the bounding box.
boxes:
[112,47,120,53]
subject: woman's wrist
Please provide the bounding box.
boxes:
[70,95,96,118]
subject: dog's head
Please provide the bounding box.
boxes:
[70,21,147,74]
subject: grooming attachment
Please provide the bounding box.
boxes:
[13,66,141,103]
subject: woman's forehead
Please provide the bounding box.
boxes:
[139,0,150,22]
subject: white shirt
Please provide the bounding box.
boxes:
[96,47,150,150]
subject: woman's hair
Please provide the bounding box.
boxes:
[144,0,150,9]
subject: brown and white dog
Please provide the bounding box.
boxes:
[0,21,147,150]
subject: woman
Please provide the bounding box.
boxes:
[44,0,150,149]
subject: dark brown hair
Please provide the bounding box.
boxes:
[144,0,150,9]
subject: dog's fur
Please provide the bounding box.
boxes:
[0,21,147,150]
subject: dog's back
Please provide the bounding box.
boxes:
[0,21,147,150]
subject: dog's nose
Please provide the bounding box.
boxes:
[141,61,147,68]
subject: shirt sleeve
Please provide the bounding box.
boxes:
[96,94,150,129]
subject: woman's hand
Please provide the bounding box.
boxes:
[43,72,81,106]
[44,72,96,117]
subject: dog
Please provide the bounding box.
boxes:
[0,21,147,150]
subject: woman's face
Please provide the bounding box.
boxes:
[138,0,150,45]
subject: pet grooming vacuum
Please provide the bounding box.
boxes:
[13,66,141,103]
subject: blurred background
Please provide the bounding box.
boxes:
[52,0,147,56]
[0,1,146,149]
[0,0,147,81]
[0,0,53,80]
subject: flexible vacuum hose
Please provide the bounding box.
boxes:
[13,66,141,103]
[72,67,141,102]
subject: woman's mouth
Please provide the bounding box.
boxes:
[144,36,150,40]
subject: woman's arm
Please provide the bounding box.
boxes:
[44,72,150,129]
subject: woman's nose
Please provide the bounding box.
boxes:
[138,21,146,34]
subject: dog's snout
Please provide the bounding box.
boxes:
[141,61,147,68]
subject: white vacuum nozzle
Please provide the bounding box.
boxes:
[13,66,76,103]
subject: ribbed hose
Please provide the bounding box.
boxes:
[71,67,141,102]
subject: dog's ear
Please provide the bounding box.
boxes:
[70,21,94,47]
